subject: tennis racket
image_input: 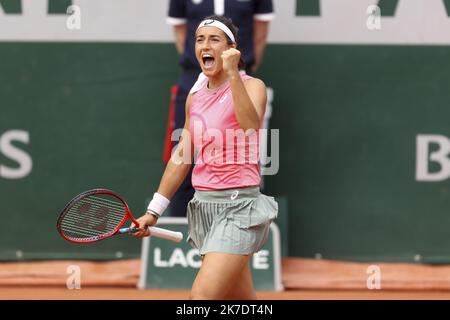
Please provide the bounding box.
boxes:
[57,189,183,244]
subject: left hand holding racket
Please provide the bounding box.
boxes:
[129,213,158,238]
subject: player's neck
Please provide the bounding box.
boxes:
[207,71,229,90]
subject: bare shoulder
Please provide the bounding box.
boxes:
[244,77,266,89]
[243,77,267,116]
[243,77,267,95]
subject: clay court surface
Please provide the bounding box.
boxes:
[3,287,450,300]
[2,257,450,300]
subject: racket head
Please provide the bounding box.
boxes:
[57,189,137,244]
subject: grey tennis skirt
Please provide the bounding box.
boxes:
[186,187,278,256]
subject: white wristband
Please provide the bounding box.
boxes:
[146,193,170,217]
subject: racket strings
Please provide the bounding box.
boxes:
[60,195,127,240]
[67,198,124,223]
[62,205,123,238]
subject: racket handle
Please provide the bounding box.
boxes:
[148,226,183,243]
[119,226,183,243]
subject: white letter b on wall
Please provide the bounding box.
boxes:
[416,134,450,182]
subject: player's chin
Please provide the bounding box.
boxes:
[201,66,220,77]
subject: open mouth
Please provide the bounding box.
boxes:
[202,54,215,68]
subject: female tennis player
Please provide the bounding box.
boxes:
[131,15,278,300]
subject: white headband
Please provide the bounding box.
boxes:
[196,19,236,43]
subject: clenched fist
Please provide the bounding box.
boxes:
[221,48,241,76]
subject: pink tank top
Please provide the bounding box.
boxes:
[189,72,261,191]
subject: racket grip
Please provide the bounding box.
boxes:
[148,226,183,243]
[119,226,183,243]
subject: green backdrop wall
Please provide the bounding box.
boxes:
[0,43,177,259]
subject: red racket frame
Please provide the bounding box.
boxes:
[57,189,140,244]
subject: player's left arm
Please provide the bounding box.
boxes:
[223,49,266,131]
[227,74,266,131]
